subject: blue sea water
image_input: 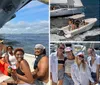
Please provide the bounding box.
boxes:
[81,0,100,40]
[82,0,100,27]
[0,33,49,55]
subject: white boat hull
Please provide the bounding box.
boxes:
[59,18,97,38]
[50,7,83,17]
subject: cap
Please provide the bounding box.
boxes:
[65,47,72,52]
[77,52,84,56]
[0,40,4,43]
[35,44,45,49]
[2,53,6,57]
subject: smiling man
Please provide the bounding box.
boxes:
[87,48,100,84]
[32,44,49,85]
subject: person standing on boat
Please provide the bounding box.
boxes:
[32,44,49,85]
[5,46,17,67]
[68,19,77,31]
[71,52,95,85]
[50,43,65,85]
[63,47,75,85]
[87,48,100,84]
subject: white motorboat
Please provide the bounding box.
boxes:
[50,0,84,17]
[58,14,97,38]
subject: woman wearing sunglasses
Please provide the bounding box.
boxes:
[71,52,95,85]
[50,43,65,85]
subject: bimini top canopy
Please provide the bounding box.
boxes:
[67,13,85,19]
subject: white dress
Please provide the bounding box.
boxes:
[71,62,94,85]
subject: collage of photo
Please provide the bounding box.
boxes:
[0,0,100,85]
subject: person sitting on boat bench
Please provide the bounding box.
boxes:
[32,44,49,85]
[82,20,88,25]
[74,19,80,28]
[51,6,56,10]
[68,19,77,30]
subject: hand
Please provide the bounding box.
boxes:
[11,69,17,77]
[32,70,38,75]
[11,71,18,81]
[91,82,97,85]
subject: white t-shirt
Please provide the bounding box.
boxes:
[50,52,58,83]
[65,59,74,73]
[8,53,17,65]
[87,54,100,73]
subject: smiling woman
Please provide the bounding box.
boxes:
[71,52,95,85]
[1,48,35,85]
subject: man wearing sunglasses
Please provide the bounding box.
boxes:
[50,43,65,85]
[87,48,100,84]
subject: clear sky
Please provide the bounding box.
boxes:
[0,1,49,34]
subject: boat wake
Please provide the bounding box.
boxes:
[50,28,100,41]
[73,28,100,41]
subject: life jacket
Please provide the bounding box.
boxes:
[34,55,45,69]
[0,60,5,73]
[0,60,9,75]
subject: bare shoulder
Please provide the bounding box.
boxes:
[41,56,48,62]
[20,59,29,66]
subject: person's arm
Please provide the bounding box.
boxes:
[5,54,10,65]
[86,64,95,83]
[33,56,48,79]
[15,60,34,84]
[50,54,53,80]
[71,65,81,85]
[4,45,7,53]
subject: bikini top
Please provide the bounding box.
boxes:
[16,67,25,76]
[58,59,64,65]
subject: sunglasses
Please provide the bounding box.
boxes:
[78,55,84,58]
[59,47,64,50]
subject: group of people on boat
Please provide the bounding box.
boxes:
[50,43,100,85]
[68,18,88,31]
[0,40,49,85]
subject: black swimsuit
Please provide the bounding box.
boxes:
[16,67,25,75]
